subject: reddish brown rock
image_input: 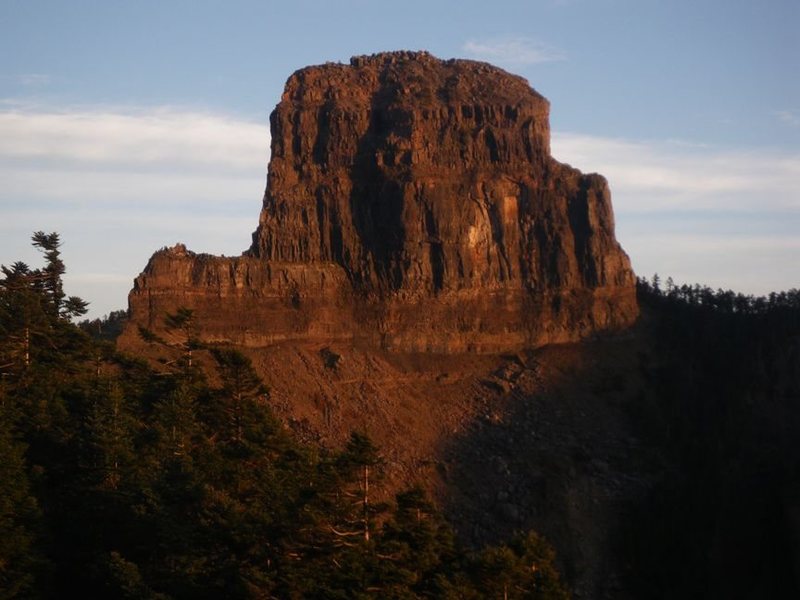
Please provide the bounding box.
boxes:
[121,51,637,353]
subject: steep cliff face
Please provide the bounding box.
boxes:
[123,51,637,352]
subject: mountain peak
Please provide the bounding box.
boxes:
[122,52,637,353]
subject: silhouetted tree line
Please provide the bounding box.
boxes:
[637,273,800,317]
[0,233,569,598]
[627,274,800,599]
[79,309,129,341]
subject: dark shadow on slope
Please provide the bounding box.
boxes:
[438,290,800,600]
[437,335,659,600]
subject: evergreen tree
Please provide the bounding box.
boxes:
[31,231,65,318]
[164,308,200,370]
[0,399,45,599]
[0,261,49,373]
[0,232,582,599]
[209,348,271,447]
[30,231,88,320]
[333,432,385,544]
[86,380,138,490]
[473,532,569,600]
[375,486,458,597]
[150,382,201,470]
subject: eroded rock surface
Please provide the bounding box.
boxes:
[122,51,637,352]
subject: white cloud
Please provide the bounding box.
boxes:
[775,110,800,127]
[0,106,270,318]
[0,165,261,204]
[2,105,797,318]
[0,108,269,171]
[552,132,800,293]
[551,132,800,212]
[462,36,566,67]
[18,73,50,86]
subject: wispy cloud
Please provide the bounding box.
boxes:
[552,132,800,212]
[0,106,270,317]
[552,132,800,293]
[462,36,566,67]
[18,73,51,86]
[774,109,800,127]
[2,105,797,317]
[0,108,268,171]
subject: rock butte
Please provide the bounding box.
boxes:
[120,51,638,353]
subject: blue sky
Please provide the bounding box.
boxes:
[1,0,798,318]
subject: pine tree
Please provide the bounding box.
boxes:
[164,308,199,370]
[31,231,65,318]
[1,232,89,383]
[375,486,458,596]
[334,432,384,544]
[474,532,570,599]
[209,348,271,447]
[29,231,88,320]
[0,399,46,599]
[0,262,49,373]
[151,382,200,469]
[87,381,138,490]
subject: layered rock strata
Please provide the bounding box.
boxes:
[122,51,637,353]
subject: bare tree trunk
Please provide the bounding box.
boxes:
[236,391,242,443]
[363,464,370,542]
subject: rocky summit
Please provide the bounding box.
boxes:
[121,51,637,353]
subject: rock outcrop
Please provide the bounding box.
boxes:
[122,51,637,353]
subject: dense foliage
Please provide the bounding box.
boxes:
[629,276,800,599]
[0,233,568,598]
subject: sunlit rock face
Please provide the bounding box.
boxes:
[122,51,638,353]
